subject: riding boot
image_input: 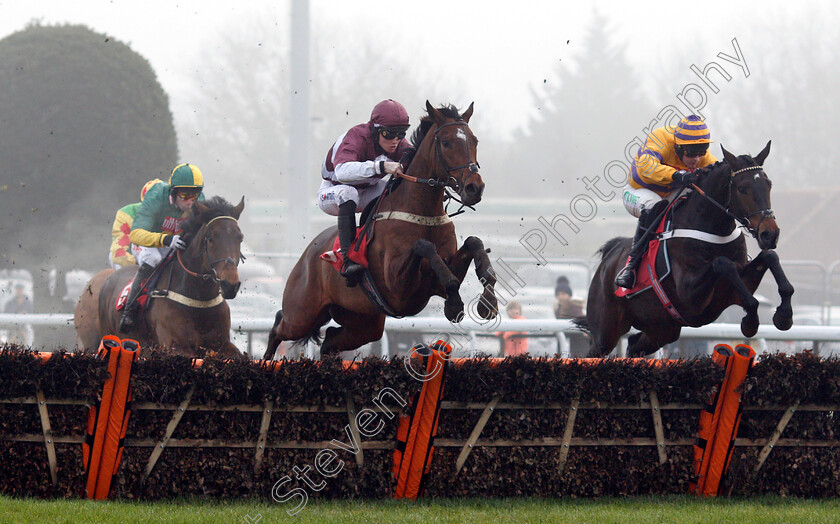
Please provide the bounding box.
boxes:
[118,263,155,333]
[614,209,652,289]
[337,201,364,287]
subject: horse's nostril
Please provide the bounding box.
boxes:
[465,183,483,198]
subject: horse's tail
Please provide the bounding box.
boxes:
[572,316,590,335]
[292,316,329,348]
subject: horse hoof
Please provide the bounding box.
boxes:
[445,307,465,323]
[476,297,498,319]
[773,311,793,331]
[740,317,759,338]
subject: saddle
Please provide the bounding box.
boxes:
[115,256,171,312]
[319,179,406,317]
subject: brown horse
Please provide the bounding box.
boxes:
[264,101,498,359]
[74,196,245,357]
[579,142,794,357]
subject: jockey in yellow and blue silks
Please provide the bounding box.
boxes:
[108,178,164,269]
[118,163,206,333]
[615,115,718,289]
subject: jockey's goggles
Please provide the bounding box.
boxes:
[175,190,200,201]
[379,127,407,140]
[680,144,709,158]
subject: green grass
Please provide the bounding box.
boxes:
[2,495,840,523]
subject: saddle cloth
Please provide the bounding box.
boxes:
[615,213,672,298]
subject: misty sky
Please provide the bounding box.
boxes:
[0,0,829,135]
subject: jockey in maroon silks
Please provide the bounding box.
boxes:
[317,99,413,286]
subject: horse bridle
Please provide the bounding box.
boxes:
[397,120,480,191]
[176,215,243,283]
[689,164,775,238]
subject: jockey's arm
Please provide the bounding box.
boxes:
[129,200,168,248]
[334,156,399,184]
[634,152,680,187]
[110,205,137,266]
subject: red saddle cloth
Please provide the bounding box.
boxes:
[321,227,371,273]
[115,279,150,311]
[615,213,669,298]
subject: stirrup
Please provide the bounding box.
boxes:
[615,265,636,289]
[118,309,136,333]
[340,261,364,287]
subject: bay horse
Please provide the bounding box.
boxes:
[264,101,498,359]
[74,196,245,357]
[580,142,794,357]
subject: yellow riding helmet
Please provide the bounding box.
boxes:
[168,163,204,192]
[674,115,711,145]
[140,178,164,201]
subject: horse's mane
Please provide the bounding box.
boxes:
[403,104,466,168]
[409,104,464,149]
[181,196,238,237]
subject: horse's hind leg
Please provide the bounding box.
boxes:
[626,326,681,357]
[412,239,464,322]
[321,309,385,357]
[264,310,285,359]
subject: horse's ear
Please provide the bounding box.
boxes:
[754,140,771,165]
[426,100,446,126]
[232,196,245,220]
[193,200,210,216]
[462,102,474,123]
[720,145,738,169]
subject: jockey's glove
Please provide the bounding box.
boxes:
[163,234,187,250]
[672,170,697,187]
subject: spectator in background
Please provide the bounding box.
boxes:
[553,275,589,358]
[4,283,33,345]
[553,276,584,319]
[499,300,528,357]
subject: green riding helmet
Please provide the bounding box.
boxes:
[169,163,204,194]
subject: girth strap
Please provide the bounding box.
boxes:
[374,211,452,227]
[657,228,743,244]
[150,289,224,308]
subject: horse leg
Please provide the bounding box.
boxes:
[321,308,386,356]
[265,308,331,360]
[626,325,682,357]
[447,236,498,320]
[265,310,285,359]
[412,239,464,322]
[711,256,761,337]
[742,250,794,330]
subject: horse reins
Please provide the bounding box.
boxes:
[689,165,774,238]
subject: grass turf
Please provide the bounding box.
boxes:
[2,495,840,523]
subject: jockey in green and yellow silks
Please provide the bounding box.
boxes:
[615,115,718,289]
[118,163,206,333]
[108,178,163,269]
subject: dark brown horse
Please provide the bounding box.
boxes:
[74,196,245,357]
[264,101,498,359]
[580,142,794,357]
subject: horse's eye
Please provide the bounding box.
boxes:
[207,235,214,244]
[441,139,450,148]
[738,187,749,195]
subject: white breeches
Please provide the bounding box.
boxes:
[317,178,389,216]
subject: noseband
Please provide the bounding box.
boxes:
[177,215,242,282]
